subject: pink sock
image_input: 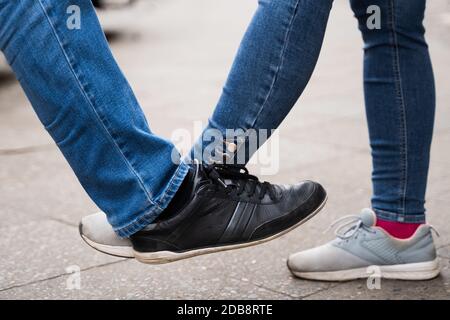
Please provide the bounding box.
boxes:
[375,218,421,239]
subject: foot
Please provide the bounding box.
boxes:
[287,209,440,281]
[80,162,327,264]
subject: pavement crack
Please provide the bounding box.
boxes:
[0,259,128,293]
[0,144,55,156]
[436,243,450,250]
[298,283,341,300]
[49,217,78,228]
[229,276,299,299]
[231,275,342,300]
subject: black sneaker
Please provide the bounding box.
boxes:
[131,162,327,264]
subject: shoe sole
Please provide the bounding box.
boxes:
[80,233,135,259]
[133,194,328,264]
[290,258,440,281]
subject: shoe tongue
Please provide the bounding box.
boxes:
[360,208,376,227]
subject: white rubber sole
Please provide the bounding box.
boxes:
[81,234,134,259]
[291,258,441,281]
[134,195,328,264]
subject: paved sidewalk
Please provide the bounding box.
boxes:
[0,0,449,299]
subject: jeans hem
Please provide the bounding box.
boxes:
[373,208,426,224]
[114,161,190,238]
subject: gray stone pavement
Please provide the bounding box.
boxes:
[0,0,449,299]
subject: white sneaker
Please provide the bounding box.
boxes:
[287,209,440,281]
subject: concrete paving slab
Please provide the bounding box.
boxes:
[0,255,291,300]
[280,115,370,154]
[0,220,123,291]
[426,198,450,246]
[0,149,98,227]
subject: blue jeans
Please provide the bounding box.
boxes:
[0,0,190,237]
[193,0,435,223]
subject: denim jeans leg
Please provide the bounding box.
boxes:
[190,0,334,164]
[0,0,189,237]
[350,0,435,223]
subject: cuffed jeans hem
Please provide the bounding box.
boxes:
[113,161,190,238]
[373,208,426,224]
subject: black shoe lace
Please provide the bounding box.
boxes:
[203,164,277,201]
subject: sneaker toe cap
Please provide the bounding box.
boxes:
[287,243,369,273]
[79,212,132,247]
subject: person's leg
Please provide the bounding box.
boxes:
[350,0,435,235]
[1,0,328,263]
[190,0,334,163]
[81,0,335,255]
[287,0,439,281]
[0,0,190,237]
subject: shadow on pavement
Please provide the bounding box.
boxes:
[104,30,125,43]
[0,70,16,88]
[0,70,17,90]
[104,29,140,44]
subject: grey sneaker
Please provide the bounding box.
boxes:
[79,212,134,258]
[287,209,440,281]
